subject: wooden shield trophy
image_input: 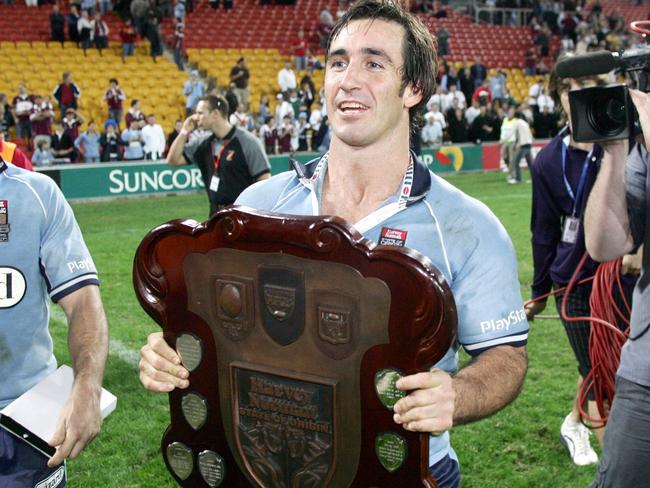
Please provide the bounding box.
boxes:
[133,207,457,488]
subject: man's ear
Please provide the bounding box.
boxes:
[404,83,424,109]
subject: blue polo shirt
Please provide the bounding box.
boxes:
[0,161,99,408]
[236,153,528,468]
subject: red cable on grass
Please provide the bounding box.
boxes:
[560,252,629,427]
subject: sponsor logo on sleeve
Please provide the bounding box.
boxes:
[480,309,527,334]
[0,200,10,242]
[379,227,408,247]
[0,267,26,308]
[66,257,94,274]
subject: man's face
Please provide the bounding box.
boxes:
[324,19,419,148]
[147,115,155,125]
[18,85,25,94]
[110,81,117,88]
[195,101,218,129]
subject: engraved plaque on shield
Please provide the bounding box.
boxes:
[233,364,335,488]
[258,266,305,346]
[166,442,194,481]
[181,392,208,431]
[375,433,408,473]
[198,450,225,487]
[176,333,203,372]
[374,368,406,410]
[215,277,254,342]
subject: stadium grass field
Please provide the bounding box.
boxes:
[49,169,599,487]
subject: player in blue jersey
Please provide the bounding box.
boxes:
[139,2,528,486]
[0,157,109,487]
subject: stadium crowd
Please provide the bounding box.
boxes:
[0,0,645,167]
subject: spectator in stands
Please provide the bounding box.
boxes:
[229,103,250,130]
[100,120,123,162]
[125,100,145,130]
[12,84,34,142]
[141,114,165,160]
[121,119,144,161]
[537,85,555,113]
[427,86,446,113]
[30,95,55,150]
[77,10,93,54]
[445,84,466,111]
[0,95,13,138]
[305,49,324,71]
[183,70,205,117]
[74,121,101,163]
[278,61,297,96]
[103,79,126,128]
[528,77,542,114]
[472,79,493,106]
[68,5,81,47]
[259,116,276,155]
[471,105,495,142]
[533,104,560,139]
[440,65,459,92]
[470,57,487,89]
[312,115,330,152]
[421,113,443,148]
[448,107,470,143]
[80,0,96,14]
[277,114,295,154]
[465,98,481,126]
[257,95,271,126]
[489,69,507,103]
[424,102,446,133]
[534,23,551,57]
[229,57,250,112]
[0,132,33,170]
[458,65,474,104]
[93,12,110,53]
[558,10,578,43]
[174,0,185,19]
[51,121,75,164]
[436,25,450,56]
[130,0,149,35]
[166,120,183,156]
[524,49,537,76]
[144,16,163,63]
[299,72,316,112]
[52,72,81,119]
[309,101,323,135]
[296,113,311,152]
[173,17,185,71]
[318,5,334,48]
[274,93,294,125]
[119,18,137,63]
[224,83,238,117]
[288,89,303,121]
[50,4,66,46]
[291,29,308,72]
[32,139,54,167]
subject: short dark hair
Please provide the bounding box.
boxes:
[131,99,139,107]
[110,78,118,85]
[326,0,438,134]
[549,53,609,112]
[200,95,229,119]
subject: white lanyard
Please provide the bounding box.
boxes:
[299,153,415,233]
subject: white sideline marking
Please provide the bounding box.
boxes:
[50,308,140,368]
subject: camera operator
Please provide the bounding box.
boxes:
[525,58,639,465]
[584,87,649,488]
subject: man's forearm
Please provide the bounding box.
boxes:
[60,286,108,396]
[452,345,527,425]
[166,130,188,166]
[585,148,635,261]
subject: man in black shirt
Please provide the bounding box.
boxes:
[166,95,270,216]
[229,57,250,111]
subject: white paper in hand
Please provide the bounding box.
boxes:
[0,365,116,458]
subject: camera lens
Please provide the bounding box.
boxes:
[587,93,626,136]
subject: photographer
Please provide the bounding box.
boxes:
[584,88,649,488]
[525,59,638,465]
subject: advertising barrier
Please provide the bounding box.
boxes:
[36,141,549,201]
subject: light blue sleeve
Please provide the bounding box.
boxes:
[451,203,528,356]
[38,176,99,302]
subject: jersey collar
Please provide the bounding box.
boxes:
[0,157,7,174]
[290,150,431,205]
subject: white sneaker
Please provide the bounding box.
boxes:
[560,414,599,466]
[507,177,519,184]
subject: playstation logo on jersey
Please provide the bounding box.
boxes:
[0,200,10,242]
